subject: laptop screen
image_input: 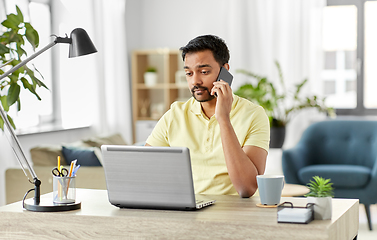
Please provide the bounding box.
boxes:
[101,145,197,209]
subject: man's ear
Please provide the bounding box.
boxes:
[223,63,230,71]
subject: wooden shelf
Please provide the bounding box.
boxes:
[131,49,190,143]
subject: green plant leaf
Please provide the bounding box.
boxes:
[305,176,334,198]
[15,6,24,23]
[7,114,16,130]
[6,31,23,45]
[0,106,15,130]
[0,116,3,130]
[17,98,21,111]
[25,67,48,89]
[20,77,41,100]
[25,22,39,49]
[0,95,9,111]
[0,44,10,55]
[293,79,308,100]
[2,13,22,30]
[7,83,20,106]
[32,64,45,81]
[235,61,335,127]
[1,18,17,30]
[275,60,286,94]
[15,45,27,58]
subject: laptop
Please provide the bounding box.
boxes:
[101,145,216,210]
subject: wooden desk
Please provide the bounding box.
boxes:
[0,189,359,239]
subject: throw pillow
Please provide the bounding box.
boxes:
[30,145,67,166]
[62,146,102,166]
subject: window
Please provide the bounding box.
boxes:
[13,1,53,130]
[3,0,54,131]
[322,0,377,115]
[364,1,377,108]
[3,0,96,133]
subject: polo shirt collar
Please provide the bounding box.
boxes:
[190,93,238,116]
[191,99,202,115]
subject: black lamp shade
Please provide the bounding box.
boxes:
[69,28,97,58]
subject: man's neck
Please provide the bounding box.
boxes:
[200,98,217,119]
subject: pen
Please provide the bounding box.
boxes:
[57,156,60,171]
[68,159,77,177]
[72,165,81,176]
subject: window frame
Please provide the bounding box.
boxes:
[327,0,377,115]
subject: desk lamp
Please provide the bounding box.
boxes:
[0,28,97,211]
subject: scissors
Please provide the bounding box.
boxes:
[52,167,69,177]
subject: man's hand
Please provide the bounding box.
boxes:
[211,80,233,123]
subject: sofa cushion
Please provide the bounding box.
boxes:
[83,133,127,148]
[30,145,67,166]
[298,164,371,188]
[62,146,102,166]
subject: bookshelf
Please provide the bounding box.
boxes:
[131,49,190,143]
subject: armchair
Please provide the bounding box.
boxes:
[282,120,377,230]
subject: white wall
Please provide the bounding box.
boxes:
[124,0,323,149]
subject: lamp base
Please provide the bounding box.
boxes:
[23,198,81,212]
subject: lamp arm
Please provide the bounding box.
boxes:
[0,40,57,81]
[0,38,63,180]
[0,37,66,205]
[0,103,41,205]
[0,104,37,178]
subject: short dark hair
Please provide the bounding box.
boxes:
[179,35,230,66]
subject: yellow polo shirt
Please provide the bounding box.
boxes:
[146,94,270,195]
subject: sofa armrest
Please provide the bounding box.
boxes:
[282,144,311,184]
[5,166,106,204]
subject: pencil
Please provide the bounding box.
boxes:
[69,161,74,177]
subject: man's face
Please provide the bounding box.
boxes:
[183,50,221,102]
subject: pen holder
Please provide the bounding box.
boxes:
[53,175,76,204]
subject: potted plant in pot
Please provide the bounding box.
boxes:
[144,66,158,87]
[305,176,334,220]
[234,61,335,148]
[0,5,47,130]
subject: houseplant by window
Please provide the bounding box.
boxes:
[234,61,335,148]
[0,6,47,130]
[305,176,334,220]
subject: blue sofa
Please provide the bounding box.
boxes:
[282,120,377,230]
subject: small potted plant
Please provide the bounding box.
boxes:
[144,66,158,86]
[305,176,334,220]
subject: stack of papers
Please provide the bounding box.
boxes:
[278,207,313,224]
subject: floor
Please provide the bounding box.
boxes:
[358,204,377,240]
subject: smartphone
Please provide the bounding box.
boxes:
[216,66,233,87]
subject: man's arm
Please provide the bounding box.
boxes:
[213,80,268,198]
[220,119,267,197]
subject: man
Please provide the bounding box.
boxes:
[146,35,270,198]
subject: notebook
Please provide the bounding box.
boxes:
[101,145,215,210]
